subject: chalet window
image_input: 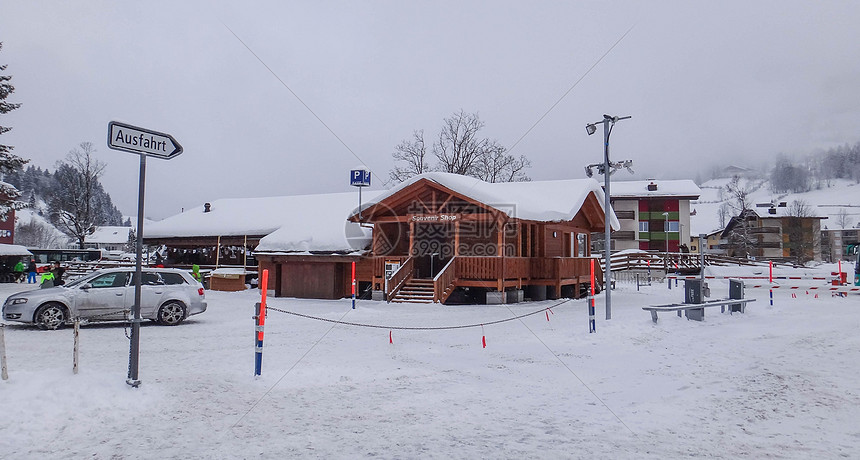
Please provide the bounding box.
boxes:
[577,233,588,257]
[638,221,649,232]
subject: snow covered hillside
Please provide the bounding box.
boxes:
[1,263,858,458]
[691,177,860,236]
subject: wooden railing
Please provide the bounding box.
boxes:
[604,251,802,274]
[433,257,457,303]
[454,256,595,282]
[385,257,413,301]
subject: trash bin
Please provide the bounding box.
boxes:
[729,279,745,313]
[684,279,704,321]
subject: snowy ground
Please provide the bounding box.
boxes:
[1,264,859,459]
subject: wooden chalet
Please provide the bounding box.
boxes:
[255,173,615,303]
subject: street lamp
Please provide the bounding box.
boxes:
[662,212,669,254]
[585,114,632,321]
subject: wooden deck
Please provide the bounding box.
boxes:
[367,255,602,304]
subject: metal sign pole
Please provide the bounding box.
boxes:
[108,120,182,388]
[127,153,146,387]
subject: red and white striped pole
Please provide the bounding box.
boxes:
[589,259,596,333]
[351,261,356,309]
[768,261,773,307]
[254,269,268,376]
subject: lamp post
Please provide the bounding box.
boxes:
[585,114,632,320]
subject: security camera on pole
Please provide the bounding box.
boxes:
[585,114,632,321]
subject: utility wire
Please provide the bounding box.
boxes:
[507,23,636,153]
[231,307,353,429]
[221,21,376,175]
[504,301,635,435]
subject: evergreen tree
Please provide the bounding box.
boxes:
[0,42,29,219]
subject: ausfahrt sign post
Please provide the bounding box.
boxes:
[107,121,183,388]
[108,121,183,159]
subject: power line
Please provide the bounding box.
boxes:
[508,24,637,154]
[221,21,377,177]
[504,302,635,435]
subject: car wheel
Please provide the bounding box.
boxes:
[157,301,186,326]
[35,302,68,330]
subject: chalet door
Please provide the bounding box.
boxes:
[415,254,451,279]
[412,222,452,279]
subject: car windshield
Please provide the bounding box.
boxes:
[65,271,123,288]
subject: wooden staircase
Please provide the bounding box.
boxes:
[390,278,435,303]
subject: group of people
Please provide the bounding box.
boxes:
[12,259,64,287]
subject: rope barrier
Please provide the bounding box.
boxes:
[266,299,574,331]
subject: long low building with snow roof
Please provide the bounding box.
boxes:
[143,191,381,268]
[255,172,617,303]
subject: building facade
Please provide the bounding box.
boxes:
[604,180,701,253]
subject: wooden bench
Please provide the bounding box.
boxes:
[643,298,756,323]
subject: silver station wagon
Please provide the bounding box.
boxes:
[2,267,207,329]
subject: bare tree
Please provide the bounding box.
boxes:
[389,110,531,183]
[836,208,852,229]
[434,110,486,176]
[475,143,531,183]
[48,142,106,248]
[724,176,756,258]
[786,199,814,218]
[725,176,753,214]
[389,130,429,183]
[718,202,730,228]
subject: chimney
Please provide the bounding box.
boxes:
[204,203,211,213]
[647,182,657,191]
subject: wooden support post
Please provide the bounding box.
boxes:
[73,318,80,375]
[0,324,8,380]
[409,221,415,257]
[454,220,460,256]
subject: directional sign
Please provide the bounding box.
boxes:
[107,121,183,159]
[350,169,371,187]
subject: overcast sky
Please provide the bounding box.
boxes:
[2,1,859,220]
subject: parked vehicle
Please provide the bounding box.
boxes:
[2,267,206,329]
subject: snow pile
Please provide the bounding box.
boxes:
[0,262,857,458]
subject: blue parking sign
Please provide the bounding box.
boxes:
[350,169,371,187]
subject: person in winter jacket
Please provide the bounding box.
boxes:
[51,261,65,286]
[192,264,203,284]
[27,259,38,284]
[40,270,55,288]
[13,260,25,283]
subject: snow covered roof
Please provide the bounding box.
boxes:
[610,180,701,199]
[85,226,132,245]
[0,243,32,257]
[353,172,619,228]
[145,192,384,253]
[255,191,383,253]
